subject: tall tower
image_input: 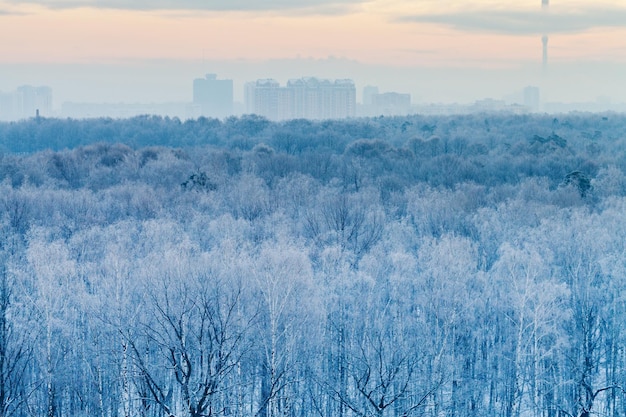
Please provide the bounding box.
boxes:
[542,35,549,70]
[542,0,549,71]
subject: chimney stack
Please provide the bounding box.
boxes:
[542,0,549,71]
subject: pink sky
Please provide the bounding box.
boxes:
[1,0,626,66]
[2,0,626,105]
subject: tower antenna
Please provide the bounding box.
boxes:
[542,35,549,70]
[542,0,549,71]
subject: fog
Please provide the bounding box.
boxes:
[3,0,626,116]
[1,57,626,114]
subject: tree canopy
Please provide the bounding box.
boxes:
[1,112,626,417]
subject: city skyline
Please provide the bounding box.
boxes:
[1,0,626,107]
[3,73,625,121]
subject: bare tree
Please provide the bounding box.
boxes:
[0,230,35,417]
[129,246,253,417]
[327,260,440,417]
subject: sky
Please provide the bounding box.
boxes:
[1,0,626,107]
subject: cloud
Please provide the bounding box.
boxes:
[0,3,28,14]
[5,0,363,13]
[399,7,626,35]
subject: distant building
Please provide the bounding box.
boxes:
[359,87,412,117]
[245,77,356,121]
[18,85,53,118]
[473,98,509,112]
[244,81,257,114]
[249,79,281,120]
[0,91,20,121]
[331,79,358,119]
[363,86,379,106]
[0,85,52,121]
[373,92,411,115]
[193,74,233,118]
[523,86,541,112]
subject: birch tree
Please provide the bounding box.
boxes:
[24,230,80,417]
[491,243,569,417]
[251,238,317,417]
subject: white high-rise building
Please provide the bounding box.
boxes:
[245,77,356,121]
[332,79,357,119]
[251,79,281,120]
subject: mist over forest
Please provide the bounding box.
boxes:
[2,112,626,417]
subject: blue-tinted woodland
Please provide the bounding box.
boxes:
[1,113,626,417]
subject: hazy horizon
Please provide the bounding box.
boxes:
[2,0,626,110]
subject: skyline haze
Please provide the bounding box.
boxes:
[2,0,626,111]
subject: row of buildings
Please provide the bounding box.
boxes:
[193,74,412,121]
[244,78,357,120]
[0,85,52,121]
[1,76,546,122]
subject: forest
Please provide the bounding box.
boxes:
[1,112,626,417]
